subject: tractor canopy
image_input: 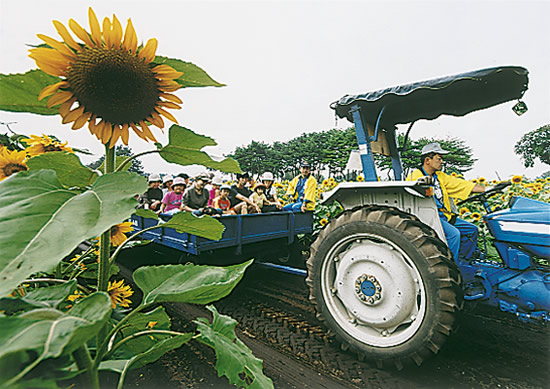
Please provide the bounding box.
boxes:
[331,66,529,125]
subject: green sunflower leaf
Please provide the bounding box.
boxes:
[160,125,242,173]
[0,280,77,315]
[133,259,253,305]
[160,212,225,240]
[0,70,60,115]
[134,208,159,220]
[0,292,111,378]
[195,305,274,389]
[153,56,225,88]
[27,152,99,188]
[0,170,147,296]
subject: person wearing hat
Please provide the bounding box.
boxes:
[228,173,261,213]
[162,174,174,196]
[208,176,223,206]
[406,142,485,261]
[249,182,269,213]
[181,173,211,215]
[261,172,283,212]
[139,173,163,211]
[283,162,318,212]
[159,177,186,215]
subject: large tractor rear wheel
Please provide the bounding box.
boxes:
[306,206,463,368]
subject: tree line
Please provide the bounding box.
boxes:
[227,127,477,180]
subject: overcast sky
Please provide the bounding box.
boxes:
[1,0,548,179]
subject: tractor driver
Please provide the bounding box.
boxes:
[406,143,485,262]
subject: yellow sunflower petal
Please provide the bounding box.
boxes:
[129,122,147,141]
[72,111,92,130]
[47,90,74,108]
[59,97,77,117]
[52,20,81,52]
[139,120,157,142]
[111,14,123,47]
[149,111,164,128]
[138,38,157,63]
[122,18,138,53]
[68,18,94,46]
[38,81,69,101]
[101,122,114,144]
[159,92,183,104]
[157,80,181,92]
[109,124,122,148]
[121,123,129,145]
[102,17,113,48]
[88,8,102,46]
[158,100,181,110]
[152,64,184,79]
[155,106,178,124]
[62,105,85,124]
[37,34,76,58]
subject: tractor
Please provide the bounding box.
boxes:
[306,65,550,368]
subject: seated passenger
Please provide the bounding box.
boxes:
[181,174,211,216]
[283,162,317,212]
[162,175,173,196]
[209,176,223,206]
[159,177,185,216]
[139,173,163,211]
[228,173,260,214]
[260,171,282,212]
[249,183,269,213]
[213,184,235,215]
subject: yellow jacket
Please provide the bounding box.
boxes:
[286,174,317,211]
[407,169,475,221]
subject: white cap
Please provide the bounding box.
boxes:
[212,176,223,186]
[172,177,186,186]
[421,143,449,155]
[148,173,161,182]
[163,174,174,183]
[261,172,274,181]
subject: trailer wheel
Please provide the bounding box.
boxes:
[306,206,463,369]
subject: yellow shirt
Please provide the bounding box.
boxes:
[406,168,475,221]
[286,174,318,211]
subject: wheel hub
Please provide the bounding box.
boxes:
[355,274,382,304]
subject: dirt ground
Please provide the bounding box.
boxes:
[116,248,550,389]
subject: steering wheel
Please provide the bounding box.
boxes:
[456,181,511,206]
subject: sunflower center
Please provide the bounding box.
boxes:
[3,163,27,177]
[66,47,159,125]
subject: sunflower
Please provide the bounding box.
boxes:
[110,221,134,246]
[22,134,73,156]
[459,207,469,216]
[357,175,365,182]
[107,279,133,309]
[511,175,522,184]
[0,147,28,181]
[450,172,458,177]
[470,212,482,221]
[322,179,329,186]
[319,218,328,227]
[545,177,550,183]
[29,8,183,148]
[478,177,486,184]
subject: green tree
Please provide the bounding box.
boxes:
[514,124,550,168]
[375,135,477,178]
[87,145,145,175]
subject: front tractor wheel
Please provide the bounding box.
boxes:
[306,206,463,369]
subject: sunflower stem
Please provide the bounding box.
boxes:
[73,345,100,389]
[97,145,116,293]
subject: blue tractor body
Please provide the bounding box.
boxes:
[330,66,550,325]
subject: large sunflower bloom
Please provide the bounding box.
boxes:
[107,279,133,309]
[110,221,134,246]
[0,147,28,181]
[22,134,73,156]
[29,8,183,148]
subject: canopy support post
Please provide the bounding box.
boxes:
[350,104,378,181]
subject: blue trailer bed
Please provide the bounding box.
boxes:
[130,211,314,257]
